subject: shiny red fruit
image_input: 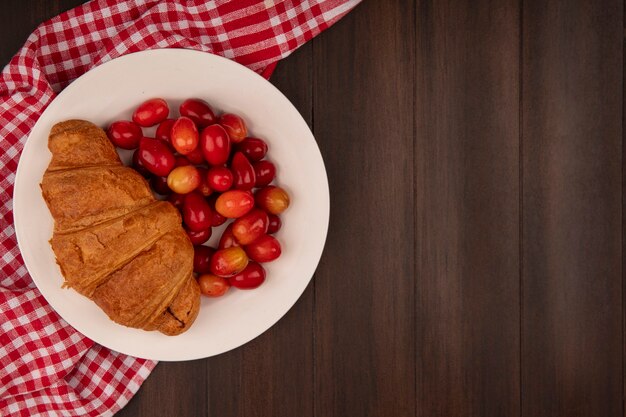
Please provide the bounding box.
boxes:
[245,235,281,263]
[267,214,282,234]
[186,227,212,245]
[138,137,176,177]
[207,195,227,227]
[171,116,199,155]
[200,124,231,165]
[132,149,151,178]
[182,192,213,232]
[185,146,205,164]
[236,137,267,162]
[211,211,227,227]
[168,193,185,211]
[231,152,256,190]
[229,262,266,289]
[218,224,239,249]
[174,156,190,167]
[253,160,276,187]
[206,166,233,192]
[150,175,171,195]
[156,136,176,153]
[195,167,213,197]
[197,274,230,297]
[255,186,290,214]
[167,165,201,194]
[210,247,249,277]
[219,113,247,143]
[193,245,215,274]
[107,120,142,149]
[215,190,254,218]
[132,98,169,127]
[155,118,176,142]
[232,208,269,245]
[180,99,216,128]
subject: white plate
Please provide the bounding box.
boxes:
[13,49,329,361]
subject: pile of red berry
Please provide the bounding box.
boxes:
[106,98,290,298]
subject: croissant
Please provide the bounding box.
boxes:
[40,120,200,335]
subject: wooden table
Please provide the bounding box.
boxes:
[2,1,623,416]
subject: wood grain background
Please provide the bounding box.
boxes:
[1,1,623,416]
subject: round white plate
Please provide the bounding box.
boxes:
[13,49,329,361]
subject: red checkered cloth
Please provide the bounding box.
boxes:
[0,1,359,415]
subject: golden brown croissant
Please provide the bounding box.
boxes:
[40,120,200,335]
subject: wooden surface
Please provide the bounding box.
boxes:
[1,1,624,416]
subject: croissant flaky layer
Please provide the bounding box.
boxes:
[41,120,200,336]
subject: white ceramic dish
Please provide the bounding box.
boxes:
[13,49,329,361]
